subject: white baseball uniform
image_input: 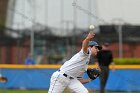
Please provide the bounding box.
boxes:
[48,48,92,93]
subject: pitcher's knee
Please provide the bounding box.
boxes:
[80,88,89,93]
[84,89,89,93]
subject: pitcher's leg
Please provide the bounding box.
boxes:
[48,72,68,93]
[68,79,89,93]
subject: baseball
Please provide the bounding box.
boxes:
[89,25,95,29]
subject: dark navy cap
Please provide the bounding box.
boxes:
[88,41,102,50]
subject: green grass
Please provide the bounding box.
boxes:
[0,89,139,93]
[114,58,140,65]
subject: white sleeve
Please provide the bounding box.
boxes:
[79,48,91,56]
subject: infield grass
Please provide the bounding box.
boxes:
[0,89,140,93]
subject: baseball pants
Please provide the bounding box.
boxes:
[48,71,88,93]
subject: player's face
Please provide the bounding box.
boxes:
[91,46,99,56]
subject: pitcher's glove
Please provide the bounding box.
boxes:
[87,68,100,80]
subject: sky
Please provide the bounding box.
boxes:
[8,0,140,30]
[11,0,97,30]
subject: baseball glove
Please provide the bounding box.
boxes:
[0,76,8,83]
[87,68,100,80]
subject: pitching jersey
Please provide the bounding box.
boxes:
[60,48,92,78]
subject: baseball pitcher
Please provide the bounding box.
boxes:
[48,32,102,93]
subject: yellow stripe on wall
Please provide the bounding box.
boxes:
[0,64,61,69]
[0,64,140,69]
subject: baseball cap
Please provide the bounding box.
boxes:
[88,41,102,50]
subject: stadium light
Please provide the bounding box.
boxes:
[112,18,124,58]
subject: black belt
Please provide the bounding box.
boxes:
[58,70,74,79]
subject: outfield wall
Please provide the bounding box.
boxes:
[0,65,140,91]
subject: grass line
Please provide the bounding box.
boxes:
[0,89,139,93]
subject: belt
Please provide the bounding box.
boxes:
[58,70,74,79]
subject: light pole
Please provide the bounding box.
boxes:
[30,0,36,56]
[88,0,91,26]
[62,20,74,57]
[60,0,64,30]
[118,24,123,58]
[30,27,34,56]
[112,18,124,58]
